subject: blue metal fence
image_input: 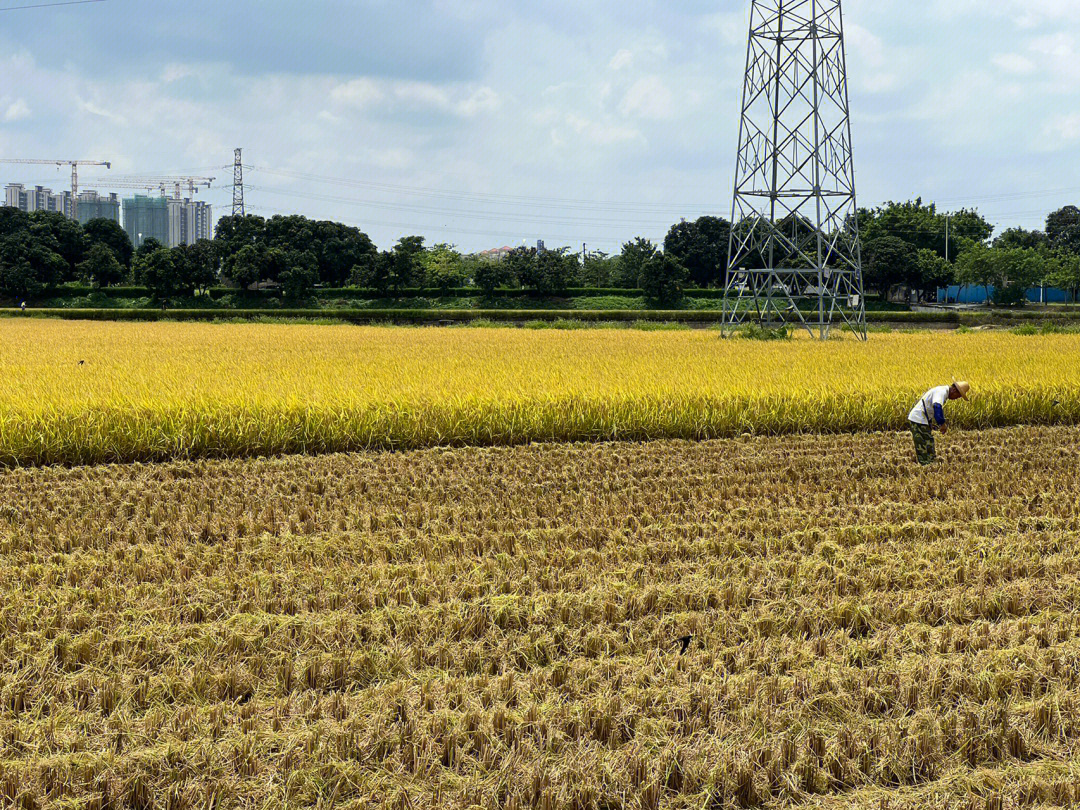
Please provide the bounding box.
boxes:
[937,285,1073,304]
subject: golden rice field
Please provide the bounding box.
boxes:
[1,320,1079,466]
[2,427,1080,808]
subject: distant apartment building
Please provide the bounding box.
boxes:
[123,195,213,248]
[74,191,120,225]
[5,184,121,225]
[166,198,213,246]
[5,183,68,215]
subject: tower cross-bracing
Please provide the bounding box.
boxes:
[722,0,867,340]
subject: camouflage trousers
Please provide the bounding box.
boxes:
[910,421,936,465]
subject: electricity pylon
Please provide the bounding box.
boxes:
[722,0,867,340]
[232,148,245,217]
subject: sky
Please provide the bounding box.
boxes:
[1,0,1079,253]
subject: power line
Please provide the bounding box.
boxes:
[243,184,707,228]
[239,202,638,246]
[0,0,106,10]
[246,165,717,213]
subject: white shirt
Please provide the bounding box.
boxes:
[908,385,950,426]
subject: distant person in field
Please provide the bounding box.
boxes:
[908,381,971,465]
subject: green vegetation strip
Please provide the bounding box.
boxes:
[5,307,1080,327]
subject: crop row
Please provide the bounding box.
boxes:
[1,426,1079,807]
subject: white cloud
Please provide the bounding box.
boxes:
[393,80,450,108]
[847,24,886,68]
[161,63,194,83]
[4,99,30,122]
[77,99,126,125]
[1028,32,1074,59]
[1045,113,1080,144]
[992,53,1036,74]
[1009,0,1077,27]
[329,78,498,117]
[609,49,633,71]
[455,86,499,117]
[698,11,746,45]
[862,73,899,93]
[330,78,384,108]
[618,76,675,120]
[563,115,642,146]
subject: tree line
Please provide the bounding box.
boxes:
[861,201,1080,304]
[3,200,1080,305]
[0,208,733,304]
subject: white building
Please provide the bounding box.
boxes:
[5,183,69,216]
[166,198,213,246]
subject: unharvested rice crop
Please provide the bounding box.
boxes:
[1,320,1079,466]
[2,427,1080,808]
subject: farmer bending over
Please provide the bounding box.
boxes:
[908,381,971,465]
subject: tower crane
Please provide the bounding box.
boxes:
[0,158,111,221]
[81,176,215,199]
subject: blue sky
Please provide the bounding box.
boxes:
[2,0,1079,252]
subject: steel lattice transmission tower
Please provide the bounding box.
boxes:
[232,148,245,217]
[722,0,867,340]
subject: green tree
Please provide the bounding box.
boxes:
[185,240,220,293]
[516,246,577,295]
[136,247,178,301]
[994,227,1048,252]
[1046,206,1080,254]
[420,244,466,292]
[916,249,953,301]
[350,252,392,295]
[862,200,991,262]
[539,247,579,292]
[28,210,87,281]
[580,250,620,287]
[472,256,515,296]
[168,243,218,297]
[77,242,126,288]
[1047,253,1080,305]
[279,251,319,299]
[0,206,29,238]
[993,249,1046,306]
[954,241,995,302]
[664,216,731,287]
[640,252,689,305]
[229,244,268,290]
[617,238,658,288]
[862,234,917,298]
[948,208,994,244]
[0,231,66,299]
[83,218,133,270]
[214,215,267,280]
[956,245,1043,306]
[136,238,165,264]
[388,236,425,292]
[504,248,537,291]
[263,216,378,287]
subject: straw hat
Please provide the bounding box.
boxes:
[953,381,971,400]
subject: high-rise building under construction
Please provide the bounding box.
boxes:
[122,195,169,248]
[123,195,213,248]
[74,191,120,225]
